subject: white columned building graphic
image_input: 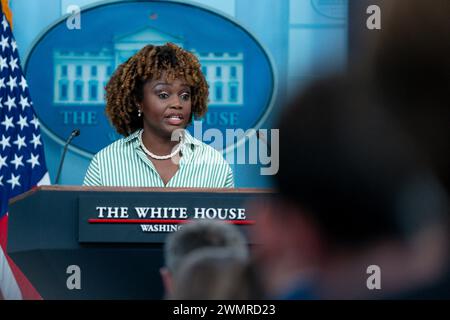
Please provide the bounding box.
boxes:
[53,28,244,107]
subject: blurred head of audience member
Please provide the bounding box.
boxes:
[251,75,448,299]
[366,0,450,298]
[161,220,249,299]
[171,247,262,300]
[369,0,450,192]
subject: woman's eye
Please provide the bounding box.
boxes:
[180,93,191,101]
[158,92,169,99]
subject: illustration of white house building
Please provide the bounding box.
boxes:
[53,27,244,106]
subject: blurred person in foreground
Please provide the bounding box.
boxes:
[171,247,262,300]
[161,220,249,299]
[250,75,448,299]
[368,0,450,193]
[366,0,450,298]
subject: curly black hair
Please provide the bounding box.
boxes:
[105,43,209,136]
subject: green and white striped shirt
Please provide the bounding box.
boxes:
[83,129,234,188]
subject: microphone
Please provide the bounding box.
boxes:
[55,129,80,184]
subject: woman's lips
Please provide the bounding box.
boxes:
[165,115,184,126]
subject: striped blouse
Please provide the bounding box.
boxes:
[83,129,234,188]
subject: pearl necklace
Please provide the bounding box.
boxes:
[139,130,184,160]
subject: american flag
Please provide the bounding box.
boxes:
[0,8,50,299]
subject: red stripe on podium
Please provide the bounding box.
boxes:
[88,219,255,225]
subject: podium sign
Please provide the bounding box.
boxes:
[79,193,255,243]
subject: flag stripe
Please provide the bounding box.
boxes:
[0,248,22,299]
[0,214,22,300]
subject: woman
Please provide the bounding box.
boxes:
[83,43,233,188]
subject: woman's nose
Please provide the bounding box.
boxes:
[168,96,183,108]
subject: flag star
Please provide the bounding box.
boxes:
[0,35,9,51]
[19,95,30,109]
[7,173,21,190]
[0,56,7,71]
[0,175,3,186]
[19,76,28,91]
[0,77,5,89]
[11,39,18,52]
[4,95,16,111]
[30,133,41,149]
[16,115,29,130]
[7,76,17,92]
[30,116,40,130]
[0,155,7,169]
[13,134,27,150]
[10,154,24,170]
[9,57,18,72]
[27,153,40,169]
[1,115,14,131]
[1,15,9,31]
[0,134,11,150]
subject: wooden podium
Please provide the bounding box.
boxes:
[7,186,272,299]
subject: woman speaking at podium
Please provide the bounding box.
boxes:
[83,43,233,188]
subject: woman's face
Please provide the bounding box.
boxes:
[139,76,192,138]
